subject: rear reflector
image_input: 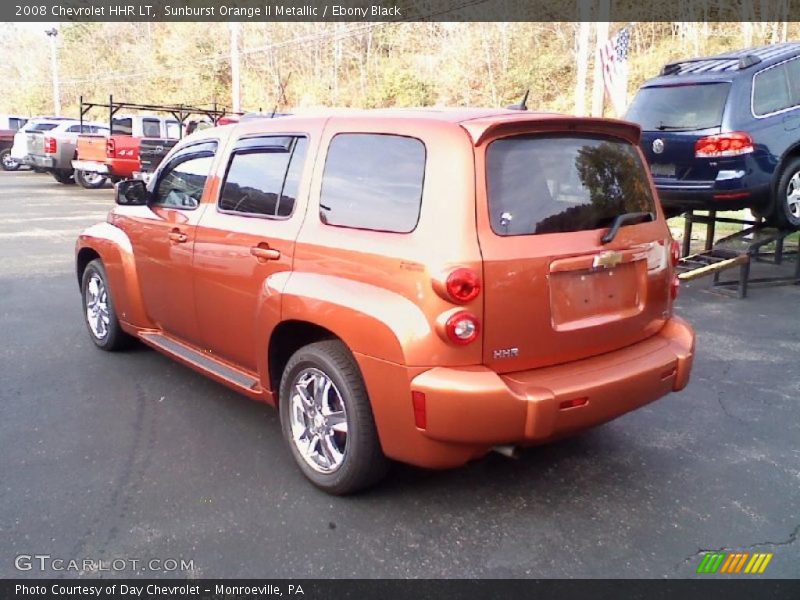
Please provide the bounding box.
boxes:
[559,397,588,410]
[411,391,427,429]
[695,132,754,158]
[713,191,751,200]
[670,239,681,267]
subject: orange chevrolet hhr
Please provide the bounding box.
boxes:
[76,109,695,494]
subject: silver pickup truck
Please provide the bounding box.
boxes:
[26,120,108,184]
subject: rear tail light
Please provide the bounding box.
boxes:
[44,137,57,154]
[695,132,753,158]
[444,311,480,345]
[559,397,588,410]
[411,391,427,429]
[445,268,481,304]
[670,239,681,267]
[671,275,680,300]
[106,138,116,157]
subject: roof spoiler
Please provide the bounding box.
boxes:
[660,54,762,76]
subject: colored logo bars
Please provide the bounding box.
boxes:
[696,552,773,574]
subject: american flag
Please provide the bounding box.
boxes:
[599,27,631,115]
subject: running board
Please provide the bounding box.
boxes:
[139,332,260,391]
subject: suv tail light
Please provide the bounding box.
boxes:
[695,132,753,158]
[106,138,116,157]
[444,311,480,345]
[445,268,481,303]
[44,137,57,154]
[670,239,681,267]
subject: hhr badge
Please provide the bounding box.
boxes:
[493,347,519,360]
[652,138,665,154]
[593,250,623,269]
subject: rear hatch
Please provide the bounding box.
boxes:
[475,123,673,373]
[625,82,730,184]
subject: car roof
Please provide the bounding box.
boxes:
[213,107,641,147]
[641,42,800,86]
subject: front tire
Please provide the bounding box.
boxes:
[52,170,75,184]
[771,157,800,230]
[1,148,20,171]
[75,169,108,189]
[279,340,389,495]
[81,259,132,351]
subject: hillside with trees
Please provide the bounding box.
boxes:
[0,21,797,118]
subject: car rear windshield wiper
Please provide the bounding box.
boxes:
[654,121,713,131]
[601,212,652,244]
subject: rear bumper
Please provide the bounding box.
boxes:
[656,180,771,212]
[72,160,109,175]
[410,317,694,449]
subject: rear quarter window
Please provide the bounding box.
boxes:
[753,60,800,116]
[486,135,655,236]
[319,133,425,233]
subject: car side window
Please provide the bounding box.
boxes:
[143,119,161,138]
[112,117,133,135]
[753,64,792,115]
[319,133,425,233]
[67,124,82,133]
[219,136,308,218]
[153,146,217,210]
[785,59,800,107]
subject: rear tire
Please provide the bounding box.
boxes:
[279,340,389,495]
[81,259,132,351]
[75,169,108,189]
[771,157,800,230]
[1,148,20,171]
[52,170,75,185]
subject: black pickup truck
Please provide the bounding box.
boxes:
[135,137,179,183]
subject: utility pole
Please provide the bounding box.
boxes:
[590,0,611,118]
[229,22,241,113]
[45,28,61,116]
[574,22,591,116]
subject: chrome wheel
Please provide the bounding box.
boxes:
[786,172,800,220]
[82,171,105,186]
[85,273,110,340]
[289,368,348,474]
[1,151,18,170]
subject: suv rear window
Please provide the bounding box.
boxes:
[319,134,425,233]
[486,135,655,236]
[626,83,730,131]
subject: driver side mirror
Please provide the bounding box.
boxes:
[115,179,149,206]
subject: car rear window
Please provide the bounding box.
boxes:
[319,133,425,233]
[626,83,730,131]
[486,135,655,236]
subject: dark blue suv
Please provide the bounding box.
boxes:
[626,43,800,229]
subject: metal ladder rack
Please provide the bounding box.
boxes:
[677,211,800,299]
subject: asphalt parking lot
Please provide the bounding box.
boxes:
[1,170,798,579]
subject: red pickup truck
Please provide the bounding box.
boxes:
[72,115,180,188]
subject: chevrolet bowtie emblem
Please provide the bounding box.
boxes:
[593,250,623,269]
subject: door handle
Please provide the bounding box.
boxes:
[250,244,281,262]
[168,229,188,244]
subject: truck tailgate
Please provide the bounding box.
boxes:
[76,135,107,162]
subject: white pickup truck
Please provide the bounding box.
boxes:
[26,120,109,184]
[9,117,75,171]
